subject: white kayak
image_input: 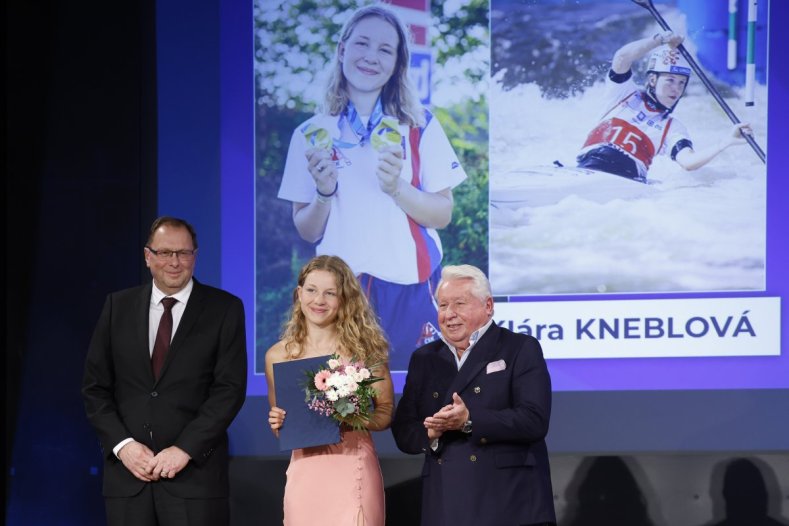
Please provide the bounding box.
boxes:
[489,165,658,209]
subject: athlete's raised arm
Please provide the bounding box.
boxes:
[611,31,684,75]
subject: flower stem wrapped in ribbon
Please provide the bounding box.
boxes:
[304,354,383,431]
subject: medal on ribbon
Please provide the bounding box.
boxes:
[370,117,402,152]
[302,124,333,150]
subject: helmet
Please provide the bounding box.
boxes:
[646,45,692,78]
[644,45,691,111]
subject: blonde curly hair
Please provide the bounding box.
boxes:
[322,5,425,128]
[282,255,390,365]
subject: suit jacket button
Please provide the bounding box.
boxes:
[150,391,158,397]
[469,455,477,462]
[432,392,439,398]
[473,386,481,394]
[437,458,443,465]
[480,438,487,445]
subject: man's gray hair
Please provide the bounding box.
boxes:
[438,264,492,301]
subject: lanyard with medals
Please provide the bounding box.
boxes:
[301,98,385,151]
[301,98,400,172]
[337,98,403,154]
[339,98,384,147]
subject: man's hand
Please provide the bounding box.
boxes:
[424,393,470,434]
[424,403,452,440]
[118,441,156,482]
[147,446,191,481]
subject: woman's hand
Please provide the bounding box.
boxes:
[305,148,338,196]
[268,406,287,438]
[376,145,404,197]
[374,144,454,229]
[676,122,755,171]
[722,122,753,148]
[654,30,684,48]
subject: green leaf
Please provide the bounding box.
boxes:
[334,397,355,417]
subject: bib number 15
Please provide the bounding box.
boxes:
[585,117,656,165]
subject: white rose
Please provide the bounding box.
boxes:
[328,359,340,370]
[360,368,371,380]
[327,373,341,387]
[326,389,339,401]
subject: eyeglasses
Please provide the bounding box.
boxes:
[146,246,197,260]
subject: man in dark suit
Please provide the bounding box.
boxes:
[82,216,247,526]
[392,264,556,526]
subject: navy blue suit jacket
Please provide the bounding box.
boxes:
[392,324,556,526]
[82,279,247,498]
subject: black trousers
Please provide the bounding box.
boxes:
[105,483,228,526]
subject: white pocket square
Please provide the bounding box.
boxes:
[486,359,506,374]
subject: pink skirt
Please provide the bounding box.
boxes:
[283,429,385,526]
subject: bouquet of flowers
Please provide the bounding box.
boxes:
[304,354,383,431]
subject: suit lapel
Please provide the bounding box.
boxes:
[155,279,205,383]
[431,342,457,379]
[442,325,500,404]
[137,283,155,379]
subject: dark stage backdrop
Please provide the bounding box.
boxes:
[5,0,789,525]
[6,0,157,524]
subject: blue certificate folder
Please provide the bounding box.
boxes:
[273,356,340,451]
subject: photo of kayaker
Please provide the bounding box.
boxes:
[489,0,767,296]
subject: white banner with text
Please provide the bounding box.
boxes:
[494,297,781,359]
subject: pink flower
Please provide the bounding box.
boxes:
[313,370,331,391]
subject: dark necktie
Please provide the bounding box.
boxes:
[151,297,177,379]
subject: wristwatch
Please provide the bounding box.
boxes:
[461,420,473,434]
